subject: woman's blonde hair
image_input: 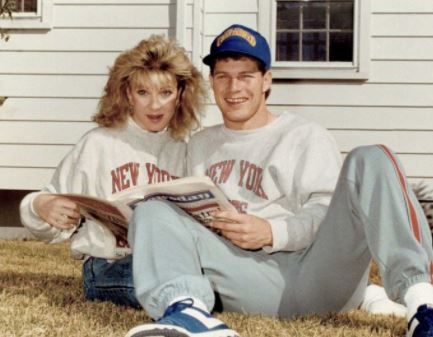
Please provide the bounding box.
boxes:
[92,35,207,140]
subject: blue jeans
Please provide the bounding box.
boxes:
[82,255,141,308]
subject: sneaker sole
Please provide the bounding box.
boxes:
[126,325,240,337]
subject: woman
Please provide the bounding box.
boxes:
[19,35,207,308]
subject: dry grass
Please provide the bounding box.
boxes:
[0,240,406,337]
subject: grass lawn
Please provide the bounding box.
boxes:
[0,240,406,337]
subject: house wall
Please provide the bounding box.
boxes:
[0,0,432,231]
[0,0,187,191]
[200,0,433,187]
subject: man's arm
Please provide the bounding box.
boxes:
[262,131,341,253]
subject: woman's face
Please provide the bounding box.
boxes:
[127,72,179,132]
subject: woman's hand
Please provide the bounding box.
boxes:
[209,210,273,250]
[33,194,81,229]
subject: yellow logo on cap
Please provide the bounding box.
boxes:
[216,27,256,47]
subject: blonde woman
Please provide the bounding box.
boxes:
[20,35,207,307]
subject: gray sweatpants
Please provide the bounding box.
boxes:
[128,145,433,319]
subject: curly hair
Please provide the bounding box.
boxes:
[92,35,207,140]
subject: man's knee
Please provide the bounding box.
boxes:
[129,200,177,240]
[345,145,397,172]
[346,145,378,162]
[132,200,180,224]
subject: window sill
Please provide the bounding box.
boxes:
[272,64,369,80]
[0,19,51,29]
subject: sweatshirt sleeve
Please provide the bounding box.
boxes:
[263,128,342,253]
[19,140,91,244]
[20,190,76,243]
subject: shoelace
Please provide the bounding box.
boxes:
[162,298,195,318]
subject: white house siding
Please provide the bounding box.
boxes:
[200,0,433,187]
[1,0,433,190]
[0,0,185,190]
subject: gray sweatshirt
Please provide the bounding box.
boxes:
[20,117,186,259]
[187,112,342,252]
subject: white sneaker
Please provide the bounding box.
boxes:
[361,284,407,317]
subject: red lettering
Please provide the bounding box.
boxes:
[146,163,156,184]
[160,170,170,182]
[111,162,141,193]
[111,169,121,193]
[237,160,268,200]
[245,163,257,190]
[218,160,235,184]
[130,162,139,186]
[206,160,235,185]
[206,166,217,184]
[119,163,130,190]
[146,163,172,184]
[238,160,249,187]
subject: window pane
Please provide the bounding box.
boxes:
[10,0,23,12]
[23,0,37,12]
[329,32,353,61]
[302,32,326,61]
[330,2,353,30]
[276,32,300,61]
[1,0,17,11]
[277,1,300,30]
[2,0,37,13]
[275,0,354,63]
[303,2,327,29]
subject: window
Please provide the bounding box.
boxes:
[0,0,52,29]
[258,0,370,79]
[2,0,37,13]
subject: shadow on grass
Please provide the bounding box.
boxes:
[317,311,405,336]
[0,270,84,306]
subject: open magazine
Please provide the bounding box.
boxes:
[52,176,236,242]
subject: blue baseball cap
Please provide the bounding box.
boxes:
[203,24,271,70]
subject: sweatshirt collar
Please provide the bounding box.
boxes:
[221,112,284,137]
[126,116,170,138]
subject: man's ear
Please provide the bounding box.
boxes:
[263,70,272,93]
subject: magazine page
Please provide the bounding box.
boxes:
[52,176,235,239]
[111,176,236,225]
[52,194,132,241]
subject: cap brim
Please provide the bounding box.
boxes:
[202,50,265,67]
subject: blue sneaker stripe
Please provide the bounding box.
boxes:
[125,299,240,337]
[159,311,228,333]
[407,305,433,337]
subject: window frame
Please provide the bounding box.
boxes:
[0,0,52,29]
[258,0,370,80]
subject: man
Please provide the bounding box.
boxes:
[125,24,433,337]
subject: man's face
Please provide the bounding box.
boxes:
[210,56,272,130]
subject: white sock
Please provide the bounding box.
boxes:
[168,296,210,313]
[404,282,433,320]
[361,284,407,317]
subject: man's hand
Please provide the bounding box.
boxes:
[209,210,273,250]
[33,194,81,229]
